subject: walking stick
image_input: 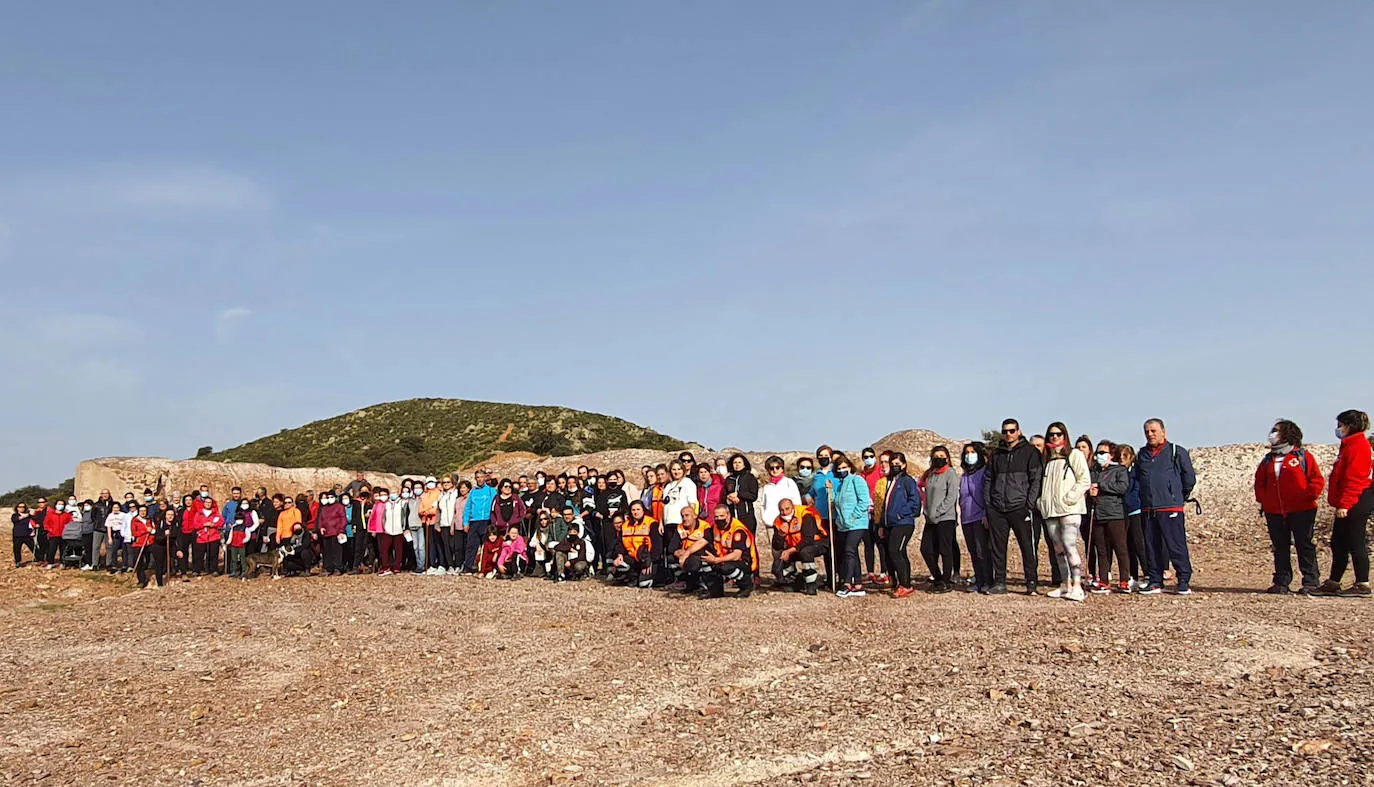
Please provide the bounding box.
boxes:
[826,481,837,593]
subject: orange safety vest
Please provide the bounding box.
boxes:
[676,519,709,547]
[621,515,656,559]
[713,517,758,573]
[774,505,827,550]
[651,485,666,523]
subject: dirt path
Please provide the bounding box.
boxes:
[0,548,1370,786]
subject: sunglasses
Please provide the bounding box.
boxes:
[1047,432,1065,438]
[1001,428,1018,435]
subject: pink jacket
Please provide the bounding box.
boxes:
[697,474,725,518]
[368,503,387,534]
[497,535,528,568]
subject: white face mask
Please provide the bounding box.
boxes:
[426,482,437,489]
[1095,452,1110,467]
[55,504,66,511]
[964,454,978,466]
[781,513,793,522]
[715,466,727,476]
[378,495,389,502]
[401,492,412,500]
[1267,431,1281,447]
[82,505,91,512]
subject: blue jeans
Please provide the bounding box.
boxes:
[409,527,427,572]
[1144,511,1192,587]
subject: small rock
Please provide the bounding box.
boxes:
[1171,755,1193,771]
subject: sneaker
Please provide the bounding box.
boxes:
[874,573,890,586]
[1066,585,1086,602]
[1138,584,1163,595]
[1296,585,1316,596]
[984,583,1008,595]
[1088,582,1111,595]
[80,565,92,571]
[1047,585,1067,599]
[1339,582,1372,598]
[932,582,952,594]
[1026,583,1041,596]
[1114,581,1132,594]
[434,567,447,576]
[1174,585,1192,596]
[1130,578,1148,592]
[1313,579,1343,597]
[894,586,915,599]
[965,583,981,594]
[848,587,867,598]
[378,570,393,576]
[1265,584,1291,595]
[835,588,852,598]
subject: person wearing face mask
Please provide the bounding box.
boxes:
[192,496,226,576]
[1252,421,1325,595]
[432,477,460,575]
[315,491,347,576]
[920,447,960,593]
[694,464,725,530]
[759,456,801,544]
[882,452,923,597]
[369,488,402,575]
[489,479,527,562]
[1088,442,1132,594]
[419,477,442,572]
[42,498,73,567]
[810,446,838,529]
[401,486,426,574]
[1117,445,1148,591]
[339,492,364,571]
[958,443,990,592]
[596,472,631,577]
[1037,422,1092,602]
[861,450,891,585]
[463,470,499,572]
[1315,410,1372,597]
[11,503,36,567]
[75,499,96,570]
[832,455,873,598]
[792,457,816,501]
[699,504,758,598]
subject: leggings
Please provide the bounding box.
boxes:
[919,520,957,585]
[1126,513,1148,580]
[12,533,36,566]
[962,520,989,588]
[1329,487,1373,584]
[1044,515,1083,583]
[886,525,915,589]
[1093,519,1130,583]
[840,529,866,587]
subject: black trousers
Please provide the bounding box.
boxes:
[322,535,344,573]
[704,560,754,594]
[1330,487,1373,584]
[463,520,490,572]
[963,520,989,588]
[1266,509,1319,588]
[771,541,829,582]
[42,535,63,564]
[862,528,887,575]
[81,533,94,566]
[987,508,1038,587]
[194,541,220,574]
[12,533,36,566]
[919,520,957,585]
[177,531,196,574]
[1126,513,1148,581]
[136,545,166,587]
[885,525,916,588]
[839,529,866,587]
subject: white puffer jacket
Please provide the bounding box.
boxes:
[1037,449,1092,519]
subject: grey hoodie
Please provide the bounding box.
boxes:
[924,467,959,524]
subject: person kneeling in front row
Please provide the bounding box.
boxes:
[771,499,829,595]
[700,504,758,599]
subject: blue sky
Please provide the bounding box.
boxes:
[2,1,1371,486]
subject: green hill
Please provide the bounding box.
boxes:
[206,398,687,476]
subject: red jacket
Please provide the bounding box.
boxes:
[194,509,225,544]
[316,503,347,538]
[183,502,217,534]
[1254,449,1324,514]
[696,475,725,520]
[44,509,73,538]
[131,516,155,548]
[1329,432,1373,509]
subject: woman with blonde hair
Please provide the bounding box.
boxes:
[1037,422,1092,601]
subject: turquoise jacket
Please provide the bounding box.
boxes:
[811,468,838,519]
[833,473,872,532]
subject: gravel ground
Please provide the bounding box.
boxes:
[1,535,1370,787]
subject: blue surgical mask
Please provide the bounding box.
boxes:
[863,457,876,468]
[1336,427,1347,440]
[799,468,813,478]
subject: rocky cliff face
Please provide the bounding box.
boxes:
[75,458,400,503]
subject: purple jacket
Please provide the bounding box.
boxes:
[490,494,527,532]
[959,467,987,525]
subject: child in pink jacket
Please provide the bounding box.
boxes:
[496,525,528,579]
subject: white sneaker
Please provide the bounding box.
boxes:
[434,567,447,576]
[80,565,92,571]
[379,570,392,576]
[1067,585,1086,602]
[848,588,866,598]
[1047,585,1067,599]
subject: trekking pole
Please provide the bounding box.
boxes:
[826,482,837,593]
[1084,508,1096,586]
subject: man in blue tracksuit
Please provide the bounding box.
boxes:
[463,469,499,573]
[1133,418,1197,595]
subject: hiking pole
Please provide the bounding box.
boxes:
[826,481,837,593]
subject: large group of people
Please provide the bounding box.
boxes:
[8,412,1372,600]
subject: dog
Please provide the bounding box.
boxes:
[241,547,285,580]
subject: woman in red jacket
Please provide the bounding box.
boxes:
[1254,420,1325,594]
[1317,410,1373,597]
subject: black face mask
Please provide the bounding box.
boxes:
[890,464,904,476]
[714,519,729,527]
[932,457,948,469]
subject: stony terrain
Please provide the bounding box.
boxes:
[5,432,1371,786]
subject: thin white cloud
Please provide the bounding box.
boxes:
[0,164,273,218]
[215,306,251,344]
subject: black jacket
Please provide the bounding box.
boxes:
[984,440,1044,513]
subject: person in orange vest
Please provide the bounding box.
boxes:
[771,498,829,595]
[612,500,660,589]
[700,504,758,599]
[667,505,712,592]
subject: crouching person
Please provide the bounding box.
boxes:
[497,525,528,579]
[667,505,711,592]
[772,499,829,595]
[554,520,595,581]
[700,504,758,599]
[612,501,660,588]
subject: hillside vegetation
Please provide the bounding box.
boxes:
[205,399,686,476]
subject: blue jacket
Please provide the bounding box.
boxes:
[1133,442,1196,512]
[882,472,922,526]
[832,473,872,532]
[465,484,499,523]
[1124,471,1142,516]
[810,469,838,519]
